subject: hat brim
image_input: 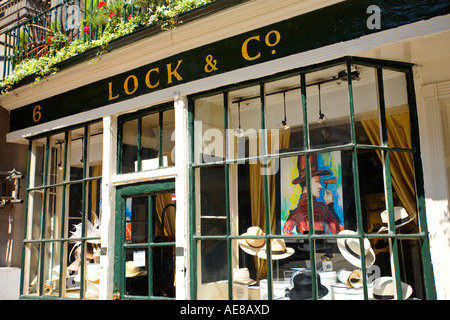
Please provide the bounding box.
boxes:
[292,169,333,185]
[257,247,295,260]
[337,231,376,268]
[287,284,328,300]
[234,279,257,285]
[377,214,416,233]
[237,238,265,256]
[373,277,413,300]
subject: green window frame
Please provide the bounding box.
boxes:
[188,56,436,300]
[21,120,103,299]
[117,103,175,174]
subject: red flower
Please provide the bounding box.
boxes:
[98,1,106,8]
[108,11,116,18]
[127,14,134,21]
[46,36,53,44]
[83,26,90,35]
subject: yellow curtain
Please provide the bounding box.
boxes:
[250,131,291,278]
[361,111,417,215]
[155,193,175,237]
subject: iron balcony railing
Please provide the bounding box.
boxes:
[0,0,179,80]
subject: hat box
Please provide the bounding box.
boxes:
[260,279,290,299]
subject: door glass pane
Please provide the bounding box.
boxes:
[125,248,149,296]
[126,196,149,244]
[153,193,176,242]
[153,246,175,298]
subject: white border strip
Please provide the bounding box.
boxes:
[7,13,450,142]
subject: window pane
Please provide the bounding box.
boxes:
[154,192,176,242]
[162,108,175,167]
[44,186,62,240]
[383,70,411,149]
[69,127,85,181]
[125,248,149,296]
[31,138,46,188]
[43,241,61,297]
[152,246,175,298]
[358,149,388,234]
[195,166,227,236]
[229,85,261,161]
[194,94,224,164]
[234,160,266,236]
[354,66,382,146]
[121,119,138,174]
[197,239,228,299]
[141,113,159,170]
[49,133,65,185]
[23,243,40,296]
[87,122,103,177]
[265,75,303,153]
[388,151,418,233]
[27,190,43,240]
[125,196,149,244]
[306,64,352,149]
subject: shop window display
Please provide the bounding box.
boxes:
[191,57,429,300]
[22,121,103,299]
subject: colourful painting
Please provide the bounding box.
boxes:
[281,151,344,235]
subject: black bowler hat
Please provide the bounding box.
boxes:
[287,271,328,300]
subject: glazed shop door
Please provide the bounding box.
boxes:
[114,180,176,300]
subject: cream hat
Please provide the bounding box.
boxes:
[337,230,375,268]
[237,226,266,256]
[257,238,295,260]
[337,269,363,288]
[125,261,147,278]
[372,276,413,300]
[377,206,415,233]
[233,268,256,285]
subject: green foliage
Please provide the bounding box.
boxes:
[0,0,214,93]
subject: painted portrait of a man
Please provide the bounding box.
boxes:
[281,153,344,235]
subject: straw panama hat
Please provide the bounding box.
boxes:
[125,261,147,278]
[377,206,415,233]
[257,238,295,260]
[233,268,257,285]
[337,230,376,268]
[237,226,266,256]
[372,276,413,300]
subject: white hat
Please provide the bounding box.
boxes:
[233,268,256,285]
[257,238,295,260]
[378,207,415,233]
[237,226,266,256]
[372,276,413,300]
[337,230,375,268]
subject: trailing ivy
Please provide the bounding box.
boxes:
[0,0,214,93]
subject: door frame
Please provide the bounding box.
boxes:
[114,179,176,300]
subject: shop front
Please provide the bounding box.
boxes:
[3,0,450,300]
